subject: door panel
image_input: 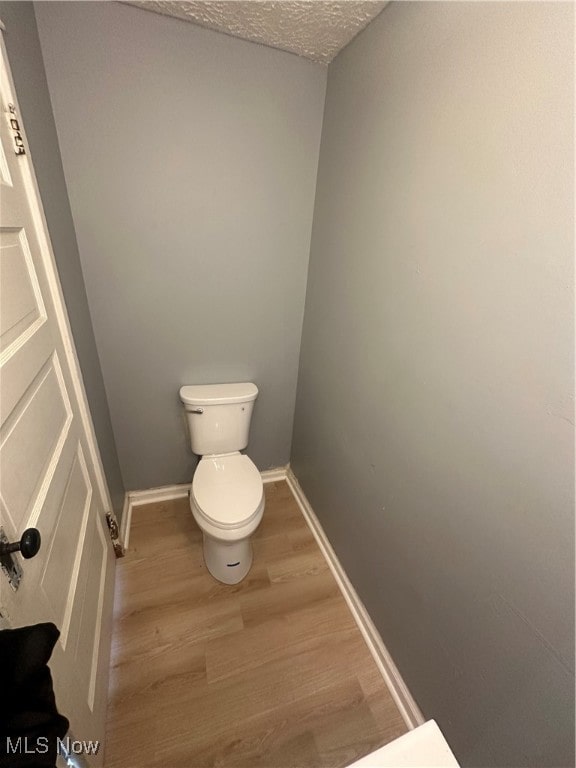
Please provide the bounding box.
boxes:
[40,443,92,642]
[1,353,72,530]
[0,228,46,352]
[0,31,115,764]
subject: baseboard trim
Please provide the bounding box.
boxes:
[120,467,289,549]
[119,492,131,552]
[119,483,190,551]
[118,464,423,730]
[261,466,289,483]
[285,467,425,731]
[127,483,191,506]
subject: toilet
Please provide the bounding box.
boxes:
[179,382,264,584]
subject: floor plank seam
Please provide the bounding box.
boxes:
[106,481,407,768]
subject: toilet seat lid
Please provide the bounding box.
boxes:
[192,454,263,527]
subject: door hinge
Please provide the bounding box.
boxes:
[105,512,124,558]
[7,104,25,155]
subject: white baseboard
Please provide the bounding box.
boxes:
[119,467,289,550]
[119,492,131,552]
[127,482,191,506]
[285,467,425,731]
[118,464,423,731]
[119,483,190,551]
[261,465,289,483]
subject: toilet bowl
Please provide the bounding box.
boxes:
[190,452,264,584]
[179,382,264,584]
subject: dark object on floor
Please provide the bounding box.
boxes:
[0,622,69,768]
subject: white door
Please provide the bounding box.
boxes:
[0,30,115,764]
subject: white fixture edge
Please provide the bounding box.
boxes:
[119,464,424,730]
[119,467,289,550]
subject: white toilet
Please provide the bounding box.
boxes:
[179,382,264,584]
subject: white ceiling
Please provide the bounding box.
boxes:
[126,1,388,64]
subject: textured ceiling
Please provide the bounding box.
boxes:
[126,1,388,63]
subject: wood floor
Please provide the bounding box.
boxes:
[105,480,406,768]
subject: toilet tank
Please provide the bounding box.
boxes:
[179,382,258,456]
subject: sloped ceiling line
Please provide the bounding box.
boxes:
[126,1,388,63]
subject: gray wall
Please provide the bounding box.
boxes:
[292,3,574,767]
[0,2,125,516]
[34,1,326,491]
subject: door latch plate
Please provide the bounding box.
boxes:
[0,528,22,590]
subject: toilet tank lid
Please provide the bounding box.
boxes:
[180,382,258,406]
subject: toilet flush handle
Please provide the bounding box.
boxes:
[189,408,203,414]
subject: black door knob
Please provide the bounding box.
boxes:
[0,528,41,559]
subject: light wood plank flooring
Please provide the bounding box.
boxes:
[105,480,406,767]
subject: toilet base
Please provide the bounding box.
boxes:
[203,533,253,584]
